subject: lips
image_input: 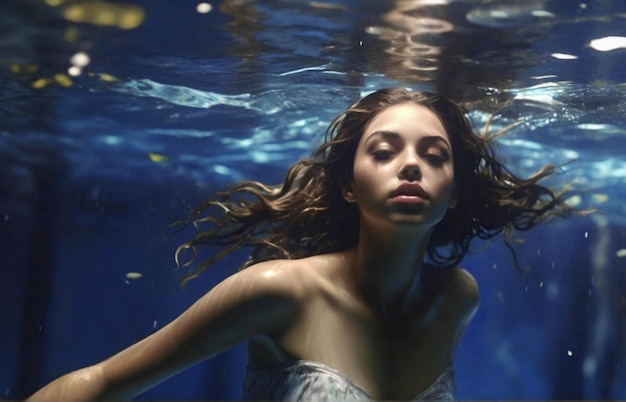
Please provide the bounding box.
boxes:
[390,183,428,199]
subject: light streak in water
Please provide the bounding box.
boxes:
[589,36,626,52]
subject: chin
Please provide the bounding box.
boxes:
[388,213,444,230]
[387,218,433,232]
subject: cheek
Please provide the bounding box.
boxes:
[352,161,385,193]
[438,174,456,199]
[350,172,370,198]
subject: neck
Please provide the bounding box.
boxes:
[345,222,432,322]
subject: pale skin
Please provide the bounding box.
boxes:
[28,103,480,401]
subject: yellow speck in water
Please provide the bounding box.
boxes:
[31,78,52,89]
[126,272,143,279]
[118,9,145,29]
[617,249,626,258]
[63,1,145,30]
[10,63,39,74]
[99,73,118,82]
[64,26,80,43]
[88,72,119,82]
[54,73,73,87]
[565,195,581,207]
[148,153,169,163]
[44,0,65,6]
[592,194,609,203]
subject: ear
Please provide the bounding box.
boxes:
[448,184,458,209]
[342,182,357,203]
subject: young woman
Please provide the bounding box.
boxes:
[27,88,576,401]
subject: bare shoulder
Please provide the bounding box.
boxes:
[204,259,312,322]
[233,257,321,300]
[208,258,323,328]
[232,259,309,295]
[435,267,480,317]
[445,267,479,296]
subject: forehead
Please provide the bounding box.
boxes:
[364,102,447,138]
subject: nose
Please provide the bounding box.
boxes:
[399,163,421,182]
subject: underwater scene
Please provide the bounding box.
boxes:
[1,0,626,400]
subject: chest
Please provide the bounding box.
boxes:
[255,290,457,399]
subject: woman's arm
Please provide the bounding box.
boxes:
[27,260,302,401]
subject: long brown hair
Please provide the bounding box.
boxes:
[174,88,578,285]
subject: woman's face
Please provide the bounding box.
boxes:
[345,102,456,232]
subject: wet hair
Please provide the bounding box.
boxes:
[174,87,578,285]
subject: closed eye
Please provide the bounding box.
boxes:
[423,153,447,166]
[372,149,395,160]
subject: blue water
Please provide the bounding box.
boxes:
[1,0,626,400]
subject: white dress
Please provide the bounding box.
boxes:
[242,360,455,401]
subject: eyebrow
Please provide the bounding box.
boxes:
[364,130,451,151]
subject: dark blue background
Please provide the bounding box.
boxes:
[2,0,626,399]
